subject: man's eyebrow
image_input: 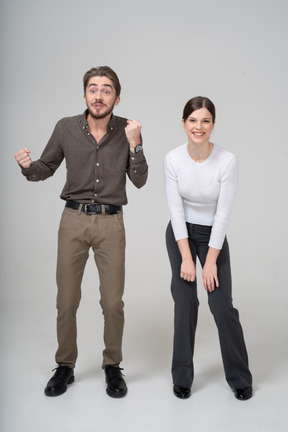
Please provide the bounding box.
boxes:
[88,83,113,89]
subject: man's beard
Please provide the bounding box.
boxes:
[87,101,116,120]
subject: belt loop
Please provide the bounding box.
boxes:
[101,204,106,215]
[78,203,83,215]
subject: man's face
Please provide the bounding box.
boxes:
[84,76,120,120]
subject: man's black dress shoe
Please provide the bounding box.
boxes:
[44,366,74,397]
[104,365,127,398]
[173,384,191,399]
[233,386,253,400]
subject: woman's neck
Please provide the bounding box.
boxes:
[187,141,214,163]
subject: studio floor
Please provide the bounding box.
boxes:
[1,293,287,432]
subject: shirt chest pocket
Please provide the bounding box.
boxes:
[102,146,128,176]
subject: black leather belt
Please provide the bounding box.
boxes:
[65,200,122,215]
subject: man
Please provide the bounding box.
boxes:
[14,66,148,398]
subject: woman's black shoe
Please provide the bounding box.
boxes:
[233,386,253,400]
[173,384,191,399]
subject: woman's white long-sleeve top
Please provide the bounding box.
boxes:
[164,143,238,250]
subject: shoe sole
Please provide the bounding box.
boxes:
[234,393,253,401]
[106,387,128,398]
[173,391,191,399]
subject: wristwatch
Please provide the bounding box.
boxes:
[134,145,143,153]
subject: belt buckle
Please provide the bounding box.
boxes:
[84,204,97,215]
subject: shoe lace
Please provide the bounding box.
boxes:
[106,366,125,381]
[52,366,72,379]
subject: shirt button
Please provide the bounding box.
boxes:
[96,163,100,166]
[96,179,100,183]
[96,146,99,150]
[131,157,135,160]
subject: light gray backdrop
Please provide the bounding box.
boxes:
[1,0,287,431]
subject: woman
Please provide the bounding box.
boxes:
[164,96,253,400]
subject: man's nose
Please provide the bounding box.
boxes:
[94,90,102,99]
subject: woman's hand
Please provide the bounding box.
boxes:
[181,257,196,282]
[202,261,219,292]
[177,238,196,282]
[203,247,220,292]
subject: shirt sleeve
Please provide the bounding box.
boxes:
[164,152,188,241]
[126,141,148,189]
[209,155,238,249]
[21,121,64,182]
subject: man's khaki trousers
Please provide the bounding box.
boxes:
[55,205,126,369]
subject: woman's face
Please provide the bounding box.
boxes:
[182,107,215,145]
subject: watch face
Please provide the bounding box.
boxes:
[135,145,143,153]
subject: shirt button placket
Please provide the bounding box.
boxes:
[94,144,100,198]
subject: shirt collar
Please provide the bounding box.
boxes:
[81,110,116,133]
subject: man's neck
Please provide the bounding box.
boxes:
[87,112,112,132]
[86,112,112,143]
